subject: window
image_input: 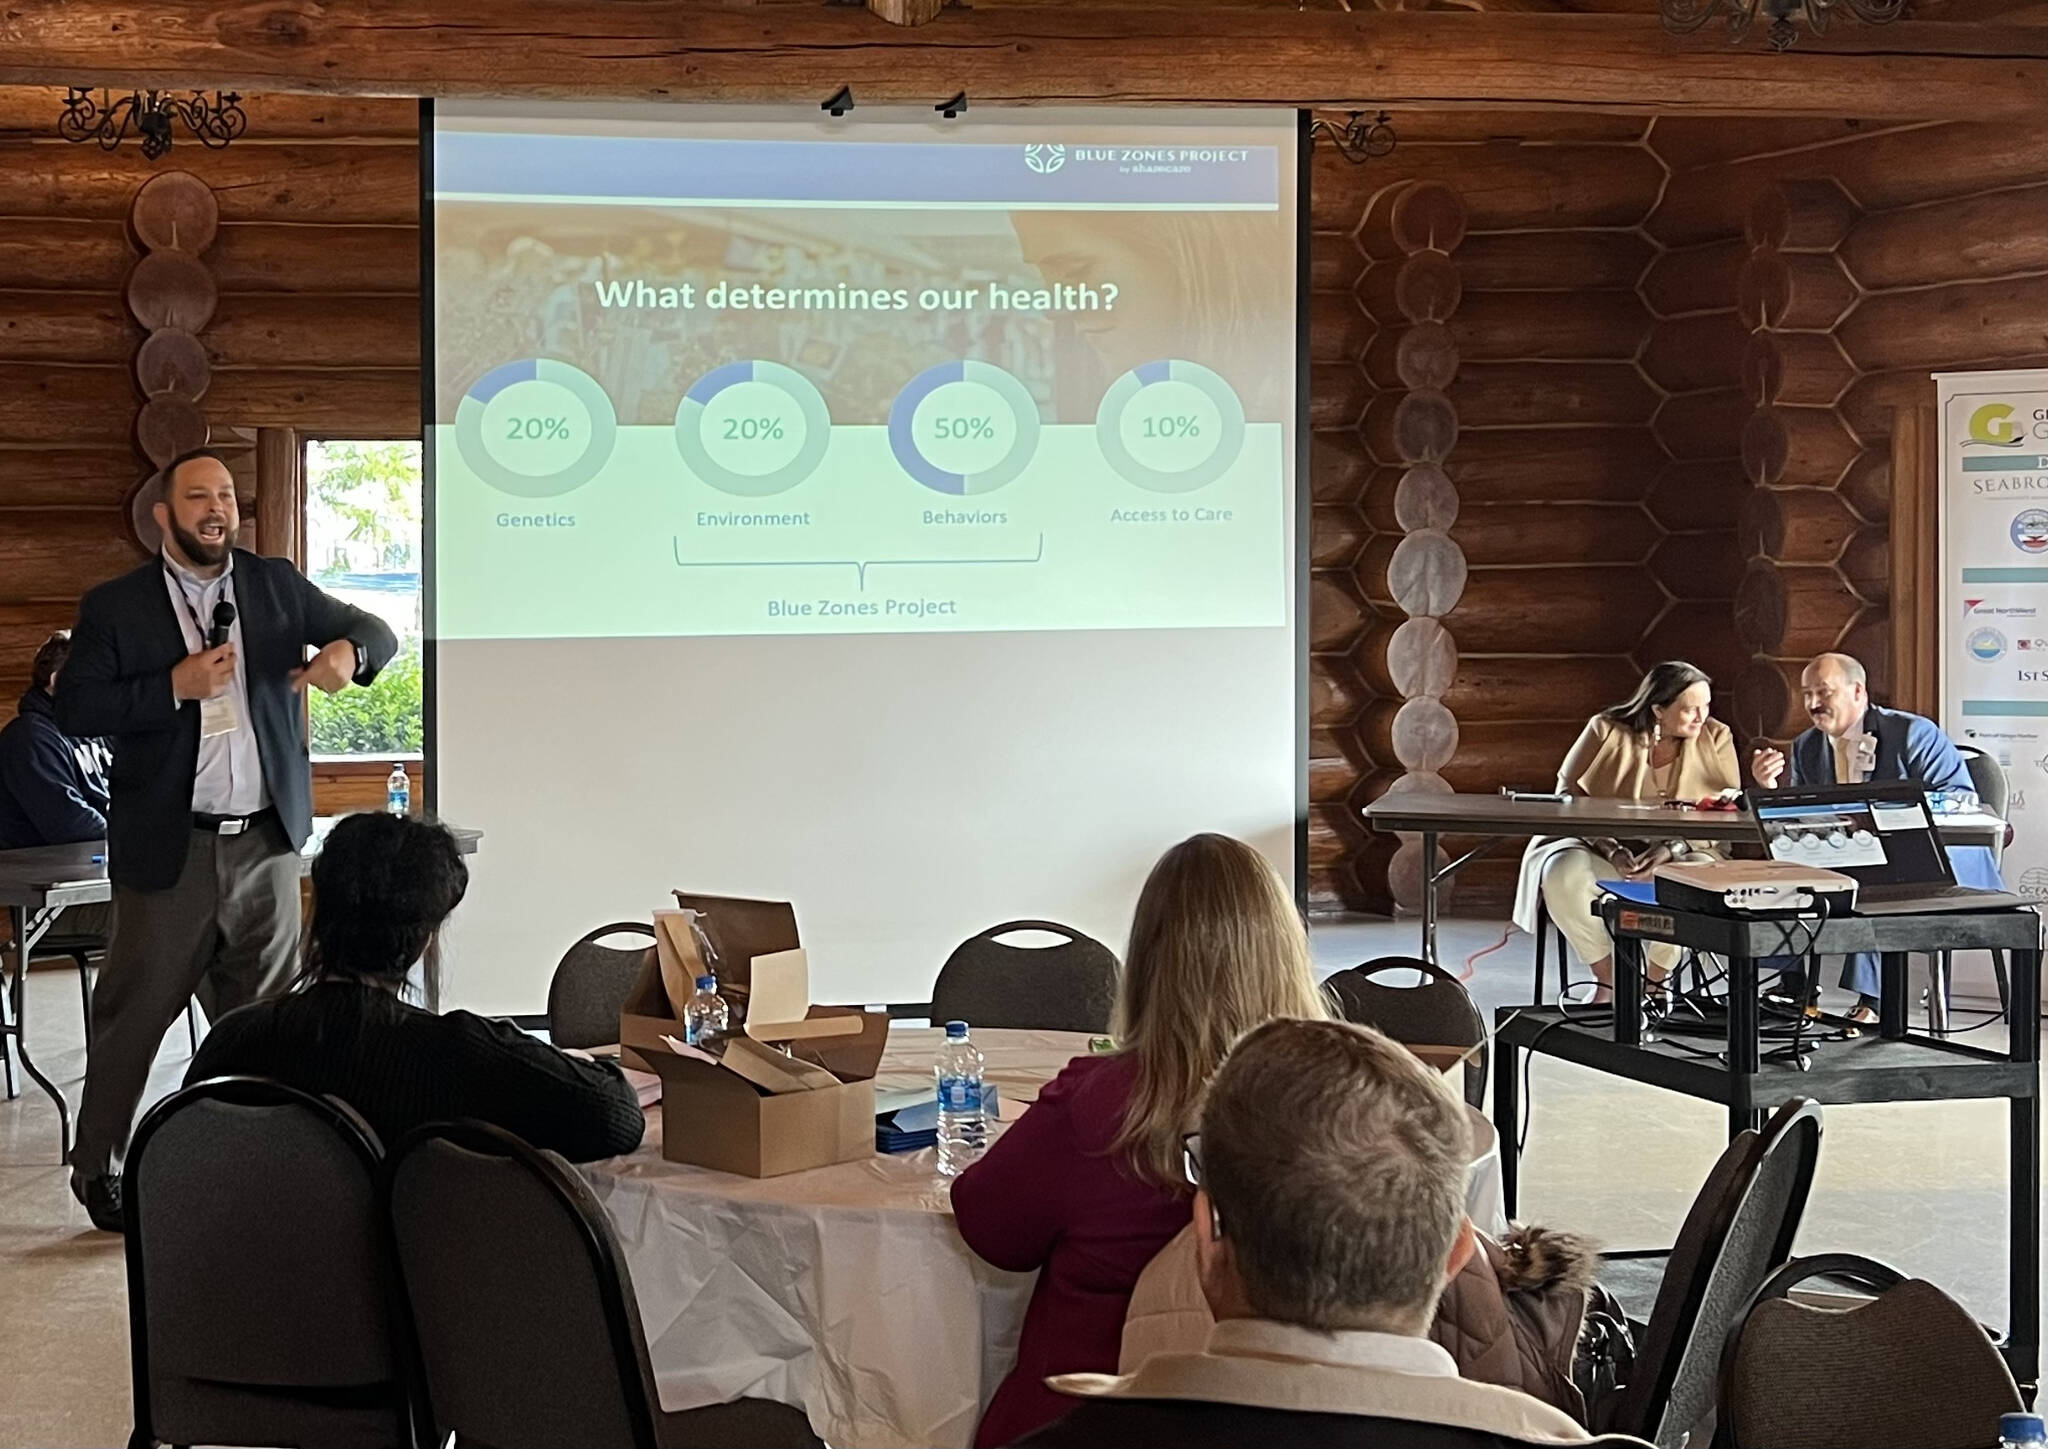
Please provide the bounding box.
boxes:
[303,440,423,759]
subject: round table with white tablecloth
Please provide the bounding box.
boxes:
[581,1025,1508,1449]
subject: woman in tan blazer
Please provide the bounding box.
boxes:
[1511,662,1740,1001]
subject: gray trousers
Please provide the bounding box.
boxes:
[69,815,302,1177]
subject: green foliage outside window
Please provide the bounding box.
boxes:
[309,646,424,756]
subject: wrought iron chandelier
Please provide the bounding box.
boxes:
[1307,111,1398,164]
[58,88,248,160]
[1661,0,1907,52]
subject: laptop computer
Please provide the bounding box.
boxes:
[1749,782,2027,915]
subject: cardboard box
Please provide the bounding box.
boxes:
[621,928,889,1178]
[668,892,801,1022]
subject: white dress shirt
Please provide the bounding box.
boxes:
[163,554,270,816]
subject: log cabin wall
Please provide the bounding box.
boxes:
[1641,117,2048,749]
[0,87,419,724]
[8,96,2016,910]
[1315,115,1701,914]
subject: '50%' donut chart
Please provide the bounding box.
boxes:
[453,356,1248,500]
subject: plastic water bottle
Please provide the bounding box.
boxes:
[935,1020,988,1177]
[683,976,729,1046]
[385,763,411,816]
[2001,1413,2046,1448]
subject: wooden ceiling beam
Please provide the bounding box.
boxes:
[2,3,2047,118]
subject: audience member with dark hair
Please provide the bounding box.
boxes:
[0,631,113,848]
[187,811,644,1161]
[953,833,1328,1447]
[0,630,116,934]
[1017,1020,1648,1449]
[1513,661,1739,1002]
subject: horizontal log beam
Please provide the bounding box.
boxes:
[2,6,2044,118]
[1456,230,1654,293]
[0,446,147,508]
[0,219,417,293]
[0,506,145,601]
[0,141,417,225]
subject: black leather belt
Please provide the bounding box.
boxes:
[192,808,273,836]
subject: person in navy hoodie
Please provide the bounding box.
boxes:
[0,631,115,935]
[0,634,114,916]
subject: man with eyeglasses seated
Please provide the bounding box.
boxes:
[1014,1018,1647,1449]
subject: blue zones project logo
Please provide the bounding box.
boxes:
[2014,509,2048,554]
[1969,627,2008,661]
[1024,143,1066,174]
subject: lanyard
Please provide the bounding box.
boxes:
[164,558,235,649]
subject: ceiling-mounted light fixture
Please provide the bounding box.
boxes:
[1306,111,1398,165]
[58,87,247,161]
[1661,0,1906,52]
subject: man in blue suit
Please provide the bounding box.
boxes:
[1751,652,2001,1019]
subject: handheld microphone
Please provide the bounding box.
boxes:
[207,600,236,649]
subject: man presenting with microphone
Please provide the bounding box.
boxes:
[56,448,397,1230]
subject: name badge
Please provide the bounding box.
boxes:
[199,693,239,739]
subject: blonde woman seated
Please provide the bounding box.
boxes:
[1511,662,1739,1002]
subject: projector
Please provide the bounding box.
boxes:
[1652,860,1858,916]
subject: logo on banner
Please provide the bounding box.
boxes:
[1024,144,1067,174]
[1969,403,2026,448]
[2012,508,2048,553]
[1969,628,2009,661]
[1967,599,2041,619]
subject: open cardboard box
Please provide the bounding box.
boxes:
[621,917,888,1177]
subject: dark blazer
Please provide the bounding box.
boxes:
[54,550,397,890]
[0,687,112,848]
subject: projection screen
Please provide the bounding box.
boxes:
[426,103,1306,1013]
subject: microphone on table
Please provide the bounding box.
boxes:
[207,600,236,649]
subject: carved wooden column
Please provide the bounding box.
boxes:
[1732,179,1866,744]
[125,172,218,554]
[1350,180,1467,915]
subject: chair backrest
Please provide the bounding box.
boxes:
[1615,1097,1823,1449]
[928,920,1119,1033]
[383,1120,660,1449]
[1322,957,1489,1108]
[1720,1253,2021,1449]
[1956,745,2011,861]
[124,1076,411,1449]
[547,922,657,1049]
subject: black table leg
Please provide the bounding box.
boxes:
[1729,951,1759,1139]
[1614,935,1643,1047]
[1421,830,1439,968]
[1494,1027,1520,1221]
[2007,947,2041,1384]
[1880,949,1908,1040]
[9,903,72,1159]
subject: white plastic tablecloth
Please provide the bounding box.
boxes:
[581,1028,1082,1449]
[581,1026,1509,1449]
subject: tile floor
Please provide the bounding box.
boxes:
[0,918,2035,1447]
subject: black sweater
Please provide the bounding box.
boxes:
[187,980,646,1162]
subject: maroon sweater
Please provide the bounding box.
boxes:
[951,1053,1193,1448]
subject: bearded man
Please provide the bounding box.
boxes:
[55,448,397,1231]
